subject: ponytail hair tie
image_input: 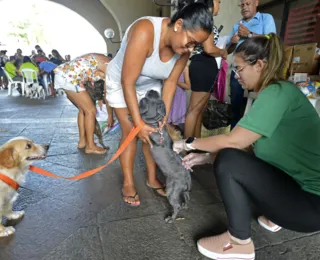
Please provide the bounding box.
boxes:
[265,34,271,40]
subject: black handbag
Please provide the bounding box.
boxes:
[202,100,233,130]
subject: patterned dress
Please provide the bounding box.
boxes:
[54,55,102,90]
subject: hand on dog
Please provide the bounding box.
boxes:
[138,124,157,148]
[158,118,167,131]
[173,139,191,153]
[182,153,212,170]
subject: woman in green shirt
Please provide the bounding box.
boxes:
[173,33,320,260]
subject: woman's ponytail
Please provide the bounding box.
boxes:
[235,33,285,92]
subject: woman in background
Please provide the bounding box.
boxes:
[184,0,227,139]
[54,53,113,154]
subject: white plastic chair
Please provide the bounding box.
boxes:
[1,67,25,96]
[21,69,46,99]
[20,68,39,85]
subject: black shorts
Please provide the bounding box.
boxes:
[189,53,219,92]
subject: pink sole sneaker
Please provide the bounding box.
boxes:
[197,232,255,260]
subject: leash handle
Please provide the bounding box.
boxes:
[29,120,145,181]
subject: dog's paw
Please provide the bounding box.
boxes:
[165,216,174,224]
[6,210,25,220]
[0,226,15,237]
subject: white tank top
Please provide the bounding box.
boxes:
[106,16,181,94]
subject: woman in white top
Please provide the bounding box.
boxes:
[106,2,213,206]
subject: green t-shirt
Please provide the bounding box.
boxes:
[4,62,17,78]
[20,62,39,80]
[238,81,320,196]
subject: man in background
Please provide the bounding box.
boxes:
[227,0,276,128]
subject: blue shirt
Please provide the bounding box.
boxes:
[39,61,57,73]
[227,12,276,51]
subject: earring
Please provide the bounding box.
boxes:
[174,28,177,32]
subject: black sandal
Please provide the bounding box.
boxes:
[146,182,167,197]
[122,189,140,207]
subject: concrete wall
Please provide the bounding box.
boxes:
[100,0,171,36]
[215,0,243,100]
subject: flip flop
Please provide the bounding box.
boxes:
[146,182,166,197]
[122,189,140,207]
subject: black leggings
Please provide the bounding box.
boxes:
[214,148,320,240]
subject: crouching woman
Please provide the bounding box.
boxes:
[173,33,320,260]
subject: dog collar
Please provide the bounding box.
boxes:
[0,173,20,190]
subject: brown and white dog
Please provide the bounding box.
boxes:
[0,137,49,237]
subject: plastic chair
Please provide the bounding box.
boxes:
[1,67,25,96]
[20,68,39,85]
[21,69,46,99]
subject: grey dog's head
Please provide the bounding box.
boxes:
[139,90,166,125]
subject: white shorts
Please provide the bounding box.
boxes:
[54,73,86,93]
[106,79,162,108]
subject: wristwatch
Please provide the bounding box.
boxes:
[248,32,253,38]
[185,137,196,150]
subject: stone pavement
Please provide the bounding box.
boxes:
[0,89,319,260]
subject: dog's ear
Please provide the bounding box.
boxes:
[139,98,149,115]
[157,102,166,117]
[0,148,18,169]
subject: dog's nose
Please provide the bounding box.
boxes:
[43,144,50,151]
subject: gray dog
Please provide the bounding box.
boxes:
[139,90,191,223]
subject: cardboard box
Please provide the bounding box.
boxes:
[291,43,320,74]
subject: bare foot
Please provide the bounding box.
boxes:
[122,185,140,206]
[147,179,166,197]
[85,145,107,154]
[78,140,86,149]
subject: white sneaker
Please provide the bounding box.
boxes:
[258,216,282,232]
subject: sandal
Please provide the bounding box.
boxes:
[146,182,166,197]
[122,189,140,207]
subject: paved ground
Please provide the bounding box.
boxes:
[0,89,319,260]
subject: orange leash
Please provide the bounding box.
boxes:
[29,121,145,181]
[0,173,20,190]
